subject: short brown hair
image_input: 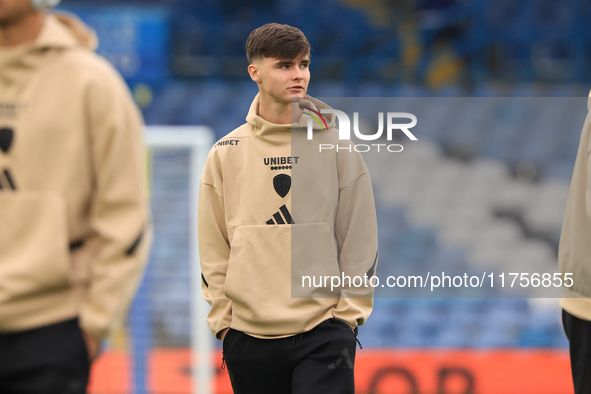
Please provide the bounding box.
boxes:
[246,23,310,64]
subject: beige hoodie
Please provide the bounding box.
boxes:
[559,91,591,320]
[0,13,151,339]
[199,95,378,339]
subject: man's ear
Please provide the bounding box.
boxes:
[248,63,261,83]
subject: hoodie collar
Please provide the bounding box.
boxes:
[245,93,336,139]
[0,12,97,64]
[37,13,98,51]
[0,13,97,86]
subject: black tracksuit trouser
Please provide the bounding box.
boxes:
[562,309,591,394]
[563,308,591,394]
[222,317,358,394]
[0,319,90,394]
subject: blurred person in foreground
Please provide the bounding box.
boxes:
[198,23,378,394]
[0,0,152,392]
[559,89,591,394]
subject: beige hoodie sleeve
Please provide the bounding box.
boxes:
[585,95,591,221]
[198,153,233,339]
[332,170,379,329]
[77,63,152,340]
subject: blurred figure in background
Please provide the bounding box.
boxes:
[559,89,591,394]
[0,0,151,392]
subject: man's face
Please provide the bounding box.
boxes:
[0,0,35,25]
[250,53,310,105]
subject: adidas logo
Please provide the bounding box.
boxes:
[266,204,294,225]
[266,174,294,224]
[0,127,17,190]
[328,348,354,369]
[0,169,17,190]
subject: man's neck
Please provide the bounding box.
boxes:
[257,94,293,125]
[257,94,305,126]
[0,12,44,47]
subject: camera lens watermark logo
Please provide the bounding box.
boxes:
[303,109,418,152]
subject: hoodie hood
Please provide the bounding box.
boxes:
[245,94,337,140]
[0,13,97,84]
[38,13,98,51]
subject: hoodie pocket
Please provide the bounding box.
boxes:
[0,192,71,303]
[224,223,340,329]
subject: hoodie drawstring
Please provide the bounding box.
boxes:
[354,327,363,349]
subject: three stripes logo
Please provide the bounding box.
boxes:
[0,169,17,190]
[266,205,294,225]
[266,174,294,225]
[328,348,354,370]
[0,127,17,190]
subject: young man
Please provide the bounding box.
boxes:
[559,90,591,394]
[0,1,151,392]
[198,23,378,393]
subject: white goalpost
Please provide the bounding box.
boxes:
[145,126,215,394]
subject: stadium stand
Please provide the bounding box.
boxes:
[60,0,588,360]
